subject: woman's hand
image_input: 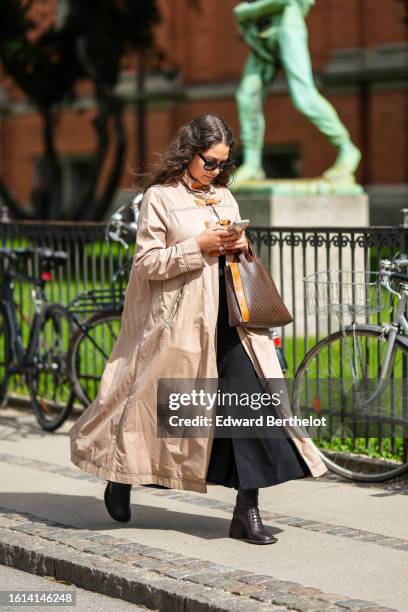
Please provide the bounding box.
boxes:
[223,229,249,254]
[196,224,232,254]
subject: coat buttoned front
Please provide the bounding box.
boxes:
[69,174,328,492]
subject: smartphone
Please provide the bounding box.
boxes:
[226,219,250,233]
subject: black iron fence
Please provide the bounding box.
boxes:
[1,220,407,376]
[247,224,408,375]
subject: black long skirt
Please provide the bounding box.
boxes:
[205,254,312,491]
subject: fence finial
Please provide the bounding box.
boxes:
[400,208,408,228]
[0,206,10,223]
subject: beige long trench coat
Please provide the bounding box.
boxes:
[70,171,328,492]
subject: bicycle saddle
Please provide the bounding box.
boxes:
[36,248,68,267]
[0,247,67,267]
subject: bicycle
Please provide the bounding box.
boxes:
[66,195,141,407]
[0,246,75,431]
[66,261,128,407]
[292,256,408,482]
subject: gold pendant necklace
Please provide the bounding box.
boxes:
[181,174,221,207]
[194,188,221,207]
[194,196,220,207]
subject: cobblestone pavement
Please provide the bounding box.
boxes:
[0,507,399,612]
[1,451,407,553]
[0,408,407,611]
[0,564,153,611]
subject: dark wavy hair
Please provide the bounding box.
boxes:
[138,113,236,192]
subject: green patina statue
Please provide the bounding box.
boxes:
[233,0,362,187]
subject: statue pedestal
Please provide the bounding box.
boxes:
[235,193,369,227]
[231,186,369,339]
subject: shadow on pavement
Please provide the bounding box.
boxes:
[0,492,283,540]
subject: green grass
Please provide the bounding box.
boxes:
[318,436,404,462]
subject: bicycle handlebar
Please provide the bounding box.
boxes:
[389,271,408,282]
[380,257,408,270]
[378,268,408,299]
[105,193,142,249]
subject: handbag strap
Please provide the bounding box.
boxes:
[226,236,259,323]
[229,262,250,323]
[237,236,257,263]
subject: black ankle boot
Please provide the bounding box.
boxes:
[229,488,277,544]
[104,481,132,523]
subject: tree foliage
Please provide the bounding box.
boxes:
[0,0,162,220]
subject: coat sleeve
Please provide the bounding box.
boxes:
[133,186,206,280]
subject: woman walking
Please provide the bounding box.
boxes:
[70,113,328,545]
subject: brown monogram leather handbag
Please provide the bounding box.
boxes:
[224,239,293,329]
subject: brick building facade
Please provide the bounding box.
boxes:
[0,0,407,222]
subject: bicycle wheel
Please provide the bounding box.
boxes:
[67,309,122,407]
[0,305,11,405]
[293,326,408,481]
[27,303,75,431]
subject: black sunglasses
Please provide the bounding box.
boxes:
[198,152,232,172]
